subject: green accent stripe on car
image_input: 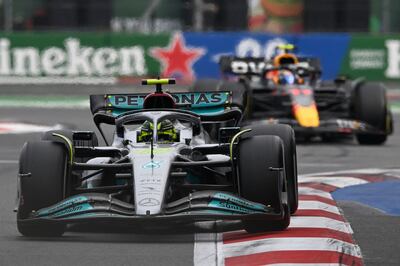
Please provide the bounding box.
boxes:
[229,128,252,160]
[213,192,268,212]
[49,203,93,218]
[36,195,88,217]
[208,199,263,214]
[52,133,74,164]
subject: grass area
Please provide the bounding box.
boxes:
[1,94,400,113]
[0,95,89,108]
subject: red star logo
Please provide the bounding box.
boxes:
[150,33,205,80]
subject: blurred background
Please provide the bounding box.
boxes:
[1,0,399,33]
[0,0,398,92]
[0,0,398,85]
[0,3,399,266]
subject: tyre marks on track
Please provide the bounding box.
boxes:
[194,169,400,266]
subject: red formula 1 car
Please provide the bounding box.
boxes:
[208,45,393,144]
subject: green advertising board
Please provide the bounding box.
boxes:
[340,35,400,80]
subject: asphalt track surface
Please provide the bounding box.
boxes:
[0,85,400,265]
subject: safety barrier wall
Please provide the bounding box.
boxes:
[0,32,399,82]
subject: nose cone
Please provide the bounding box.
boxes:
[293,103,320,127]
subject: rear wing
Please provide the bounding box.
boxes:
[90,91,244,125]
[219,55,322,77]
[219,56,269,76]
[297,57,322,73]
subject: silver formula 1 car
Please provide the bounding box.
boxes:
[16,78,298,236]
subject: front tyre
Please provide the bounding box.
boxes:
[238,135,290,233]
[17,141,67,237]
[243,124,298,214]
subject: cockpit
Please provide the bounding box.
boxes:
[113,109,202,147]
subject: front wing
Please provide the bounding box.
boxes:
[19,191,284,226]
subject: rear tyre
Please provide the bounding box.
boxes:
[238,135,290,233]
[243,124,298,214]
[354,83,389,145]
[17,141,67,237]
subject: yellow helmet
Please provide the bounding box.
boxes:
[137,120,178,143]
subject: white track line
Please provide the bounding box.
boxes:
[194,232,222,266]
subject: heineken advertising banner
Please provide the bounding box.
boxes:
[0,32,399,83]
[0,32,170,83]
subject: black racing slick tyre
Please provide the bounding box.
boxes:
[239,135,290,233]
[17,141,67,237]
[354,83,389,145]
[243,124,298,214]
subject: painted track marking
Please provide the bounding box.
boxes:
[221,237,362,258]
[299,176,369,188]
[298,200,341,215]
[194,169,400,266]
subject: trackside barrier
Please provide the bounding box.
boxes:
[0,32,398,83]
